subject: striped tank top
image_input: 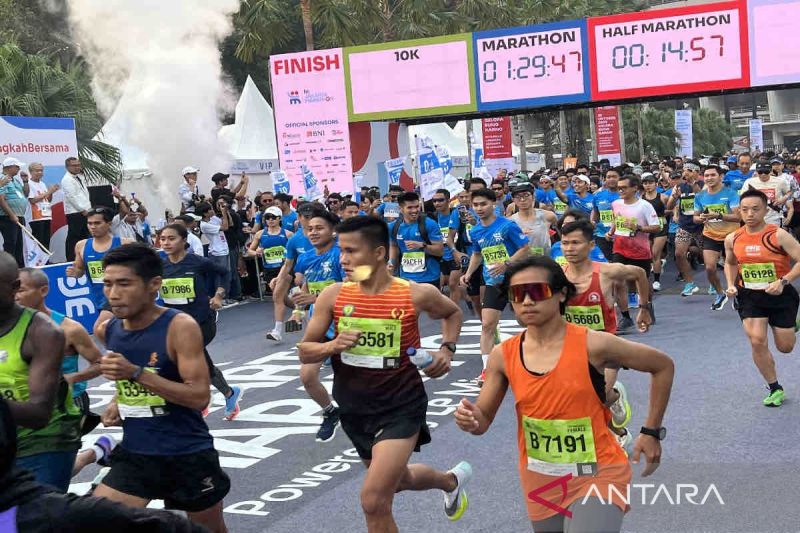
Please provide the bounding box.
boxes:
[331,277,426,416]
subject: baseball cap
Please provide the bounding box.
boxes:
[2,157,24,168]
[265,206,283,217]
[511,183,535,195]
[211,172,230,183]
[756,163,771,173]
[641,172,656,181]
[726,155,737,164]
[181,166,199,175]
[575,175,591,184]
[770,156,784,164]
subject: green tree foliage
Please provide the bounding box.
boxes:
[622,105,678,162]
[0,44,122,184]
[692,107,735,157]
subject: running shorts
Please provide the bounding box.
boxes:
[102,447,230,512]
[735,285,800,329]
[482,284,508,311]
[702,237,725,254]
[594,237,613,262]
[467,269,482,297]
[676,228,703,246]
[439,258,460,276]
[262,267,284,288]
[339,403,431,460]
[610,253,652,277]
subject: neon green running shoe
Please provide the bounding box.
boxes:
[493,327,501,345]
[610,381,632,429]
[763,388,785,407]
[443,461,472,521]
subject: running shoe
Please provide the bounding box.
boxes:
[443,461,472,521]
[224,386,243,421]
[763,388,785,407]
[266,329,282,342]
[711,294,728,311]
[681,282,699,297]
[617,316,635,334]
[476,369,486,387]
[652,281,662,292]
[615,428,633,455]
[708,286,718,296]
[493,327,501,345]
[610,382,632,429]
[93,434,117,467]
[316,407,340,442]
[201,406,210,418]
[627,292,639,308]
[795,316,800,333]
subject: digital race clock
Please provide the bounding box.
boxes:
[588,1,749,101]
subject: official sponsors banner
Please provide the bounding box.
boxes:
[594,106,622,166]
[0,116,78,262]
[749,118,764,152]
[41,262,98,331]
[675,109,693,158]
[270,49,354,195]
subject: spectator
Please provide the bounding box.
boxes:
[259,191,274,209]
[61,157,91,261]
[217,195,244,302]
[174,214,205,256]
[273,193,298,231]
[326,192,344,216]
[110,190,148,242]
[198,202,231,304]
[25,162,59,252]
[178,166,200,213]
[0,158,30,266]
[210,171,248,204]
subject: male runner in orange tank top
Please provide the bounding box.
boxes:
[455,255,674,531]
[724,188,800,407]
[298,216,471,533]
[560,220,653,450]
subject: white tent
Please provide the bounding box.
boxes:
[218,75,278,165]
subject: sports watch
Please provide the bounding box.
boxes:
[640,426,667,441]
[440,342,457,355]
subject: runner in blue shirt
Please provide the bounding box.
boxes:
[431,188,463,305]
[592,168,621,260]
[723,153,755,192]
[555,174,595,215]
[389,192,444,286]
[534,175,558,208]
[460,188,529,385]
[274,193,298,231]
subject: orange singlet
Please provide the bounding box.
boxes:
[502,324,631,521]
[732,225,791,290]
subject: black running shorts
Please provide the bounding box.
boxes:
[735,285,799,329]
[340,404,431,461]
[439,258,460,276]
[102,447,230,512]
[703,237,725,254]
[467,269,482,297]
[482,284,508,311]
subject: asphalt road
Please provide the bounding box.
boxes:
[69,267,800,533]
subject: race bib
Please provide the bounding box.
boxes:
[658,217,666,228]
[401,251,426,273]
[308,279,335,296]
[599,210,613,224]
[338,316,401,369]
[87,260,104,284]
[160,277,195,305]
[705,203,727,216]
[741,262,777,290]
[680,197,695,215]
[262,245,286,266]
[0,375,21,402]
[441,227,450,239]
[564,305,605,331]
[522,415,598,477]
[116,369,168,418]
[614,216,637,237]
[555,255,567,267]
[553,200,567,214]
[481,244,510,266]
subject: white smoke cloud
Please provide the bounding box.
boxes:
[67,0,239,213]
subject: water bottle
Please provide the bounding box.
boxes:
[407,347,432,369]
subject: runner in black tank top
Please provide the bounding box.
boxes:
[642,175,670,292]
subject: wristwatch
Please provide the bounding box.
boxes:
[440,342,457,355]
[640,426,667,441]
[130,366,144,382]
[780,277,790,287]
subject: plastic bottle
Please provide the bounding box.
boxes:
[407,347,432,369]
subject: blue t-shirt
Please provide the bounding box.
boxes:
[694,186,740,241]
[566,191,596,214]
[390,217,444,282]
[535,188,557,206]
[281,210,298,232]
[593,189,620,237]
[377,202,400,223]
[437,210,459,261]
[550,241,608,266]
[296,245,345,339]
[468,217,529,286]
[285,229,312,262]
[723,169,754,192]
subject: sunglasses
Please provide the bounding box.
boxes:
[508,282,554,303]
[265,214,280,220]
[432,198,446,203]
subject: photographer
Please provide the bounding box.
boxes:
[178,166,201,213]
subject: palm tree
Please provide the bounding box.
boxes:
[622,105,678,162]
[0,44,122,184]
[692,108,735,157]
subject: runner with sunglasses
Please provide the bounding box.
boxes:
[299,216,470,532]
[724,188,800,407]
[66,206,133,337]
[455,255,674,532]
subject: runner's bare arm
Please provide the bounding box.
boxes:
[67,240,86,278]
[389,243,400,269]
[412,282,461,378]
[455,344,508,435]
[777,228,800,279]
[554,187,569,203]
[12,314,66,429]
[246,229,264,256]
[424,238,444,258]
[544,210,558,227]
[297,283,353,364]
[63,320,103,385]
[723,233,739,294]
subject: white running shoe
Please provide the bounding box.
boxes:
[266,329,282,342]
[652,281,662,292]
[443,461,472,521]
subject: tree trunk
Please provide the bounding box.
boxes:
[300,0,314,51]
[382,0,393,42]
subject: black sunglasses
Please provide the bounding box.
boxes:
[265,214,280,220]
[432,198,446,203]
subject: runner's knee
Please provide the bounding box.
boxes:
[360,486,394,517]
[299,364,320,387]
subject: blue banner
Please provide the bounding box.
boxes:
[272,170,290,195]
[384,157,405,185]
[42,262,98,331]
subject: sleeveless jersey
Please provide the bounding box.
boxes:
[51,311,86,398]
[732,225,791,290]
[0,308,80,457]
[83,236,122,308]
[644,192,667,230]
[511,210,552,256]
[563,262,617,334]
[259,228,289,270]
[501,325,631,521]
[105,308,213,456]
[331,278,426,416]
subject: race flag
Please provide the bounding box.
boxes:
[19,223,52,267]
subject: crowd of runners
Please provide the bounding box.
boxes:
[4,151,800,532]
